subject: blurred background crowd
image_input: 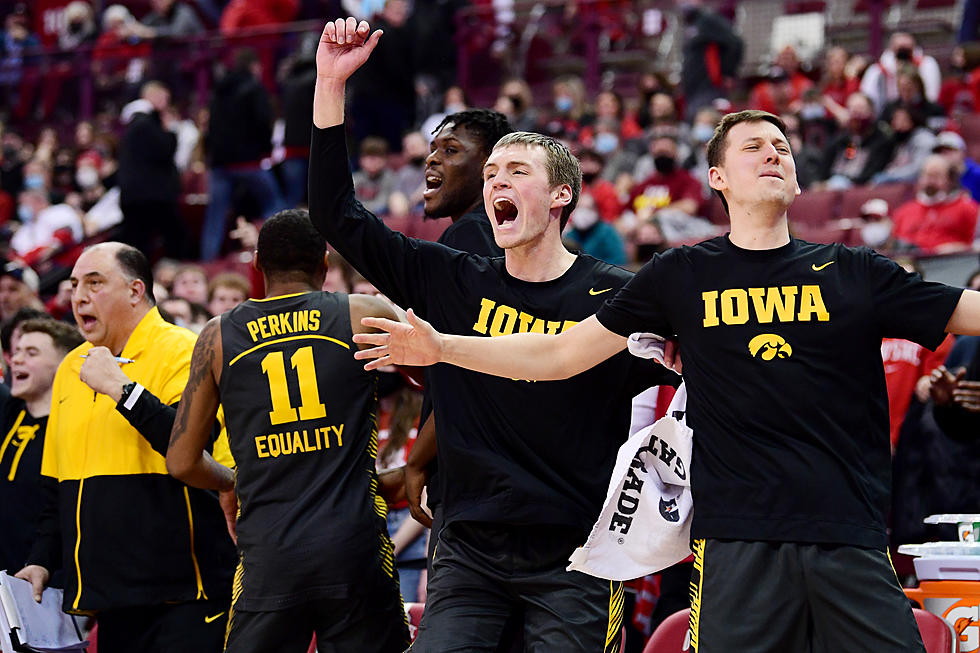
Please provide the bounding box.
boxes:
[1,0,980,646]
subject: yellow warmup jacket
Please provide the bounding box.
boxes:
[30,308,235,613]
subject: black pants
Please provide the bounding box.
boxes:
[689,539,925,652]
[224,582,409,653]
[95,599,229,653]
[412,521,623,653]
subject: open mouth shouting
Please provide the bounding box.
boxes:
[423,172,442,200]
[492,197,518,227]
[77,314,98,332]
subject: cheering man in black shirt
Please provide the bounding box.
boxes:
[167,210,410,653]
[0,319,83,575]
[356,109,980,651]
[312,18,675,652]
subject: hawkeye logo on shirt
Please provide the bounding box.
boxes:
[702,285,831,363]
[472,298,578,337]
[748,334,793,360]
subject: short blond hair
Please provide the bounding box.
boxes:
[493,132,581,229]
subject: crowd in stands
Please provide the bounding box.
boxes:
[0,0,980,650]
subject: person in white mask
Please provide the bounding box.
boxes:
[891,154,980,254]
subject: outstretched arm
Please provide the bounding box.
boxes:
[946,290,980,336]
[167,318,235,491]
[313,18,383,129]
[354,310,628,381]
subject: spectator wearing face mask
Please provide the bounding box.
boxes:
[685,106,722,197]
[819,92,892,188]
[543,75,593,141]
[10,189,82,265]
[394,131,428,211]
[891,154,979,253]
[493,78,538,133]
[588,118,638,182]
[630,133,702,216]
[579,91,643,148]
[872,104,937,184]
[564,194,627,266]
[933,131,980,202]
[628,132,717,244]
[860,32,941,114]
[578,149,623,223]
[19,159,50,198]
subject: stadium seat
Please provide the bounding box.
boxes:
[913,608,956,653]
[792,222,860,245]
[786,188,840,225]
[643,608,691,653]
[838,183,912,219]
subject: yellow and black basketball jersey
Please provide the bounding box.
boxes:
[219,291,389,611]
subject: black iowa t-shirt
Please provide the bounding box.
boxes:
[309,125,676,531]
[598,236,963,548]
[0,396,48,573]
[219,291,389,610]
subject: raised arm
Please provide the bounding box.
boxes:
[354,310,628,381]
[946,289,980,336]
[166,318,235,491]
[313,18,383,129]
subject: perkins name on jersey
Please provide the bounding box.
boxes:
[246,309,322,342]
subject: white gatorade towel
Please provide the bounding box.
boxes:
[567,383,693,581]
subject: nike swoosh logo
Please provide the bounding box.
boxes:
[589,288,612,296]
[811,261,835,271]
[204,612,226,624]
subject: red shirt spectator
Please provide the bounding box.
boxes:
[219,0,299,34]
[750,70,813,115]
[629,168,703,216]
[822,77,860,108]
[579,149,623,223]
[892,193,978,252]
[882,334,954,448]
[892,155,979,253]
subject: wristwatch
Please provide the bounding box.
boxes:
[120,381,138,403]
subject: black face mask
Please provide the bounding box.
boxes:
[895,47,913,61]
[581,171,599,185]
[653,155,676,175]
[893,129,912,143]
[409,156,426,167]
[507,95,524,113]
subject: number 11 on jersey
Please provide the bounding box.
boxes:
[260,346,327,426]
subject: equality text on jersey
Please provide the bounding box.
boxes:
[701,286,830,328]
[254,424,344,459]
[245,309,321,342]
